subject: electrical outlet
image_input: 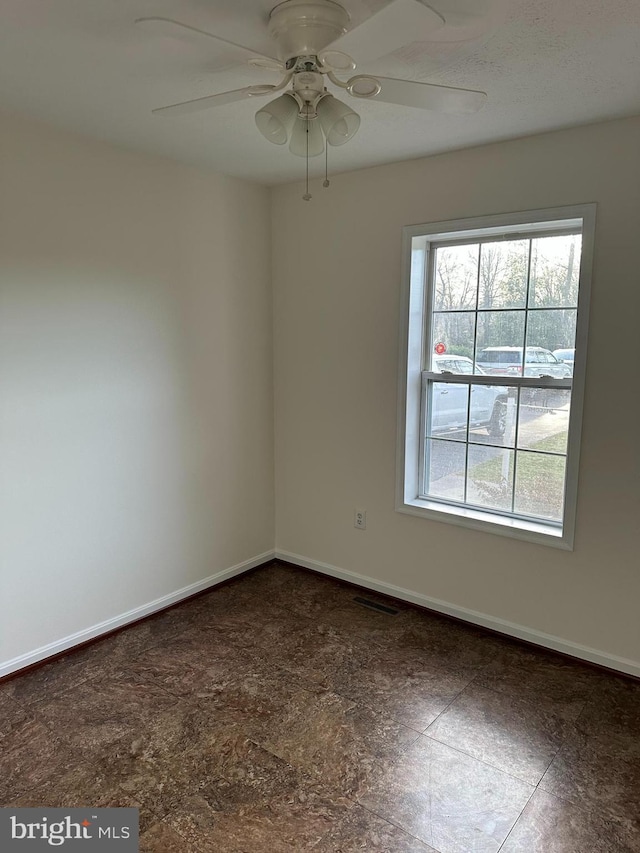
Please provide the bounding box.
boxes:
[354,509,367,529]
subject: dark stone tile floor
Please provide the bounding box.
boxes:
[1,561,639,852]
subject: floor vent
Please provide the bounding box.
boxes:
[353,596,399,615]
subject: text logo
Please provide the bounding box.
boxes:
[0,809,138,851]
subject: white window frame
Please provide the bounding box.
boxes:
[396,204,596,549]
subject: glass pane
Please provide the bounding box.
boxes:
[517,389,571,454]
[526,310,577,366]
[433,356,475,374]
[478,240,528,309]
[425,439,466,502]
[529,234,582,308]
[430,312,476,366]
[467,445,514,511]
[427,382,469,440]
[434,244,478,311]
[514,452,566,521]
[475,312,526,375]
[552,348,575,373]
[469,385,517,447]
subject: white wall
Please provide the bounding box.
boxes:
[272,117,640,671]
[2,111,638,677]
[0,112,274,669]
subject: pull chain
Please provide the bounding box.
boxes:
[323,143,330,188]
[302,117,312,201]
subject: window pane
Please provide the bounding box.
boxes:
[517,389,571,454]
[425,439,466,501]
[427,382,469,440]
[432,356,476,374]
[478,240,529,309]
[514,452,566,520]
[469,386,517,447]
[475,312,526,375]
[434,244,478,311]
[431,312,476,366]
[526,309,577,360]
[529,234,582,308]
[467,445,514,511]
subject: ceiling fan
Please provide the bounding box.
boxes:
[136,0,489,195]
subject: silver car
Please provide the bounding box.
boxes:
[553,348,575,374]
[431,355,506,437]
[476,346,572,378]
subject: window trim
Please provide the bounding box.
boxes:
[396,204,596,549]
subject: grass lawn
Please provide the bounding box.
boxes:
[469,433,566,519]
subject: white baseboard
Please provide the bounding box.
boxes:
[276,549,640,679]
[0,550,275,679]
[6,548,638,681]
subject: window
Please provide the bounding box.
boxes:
[397,206,595,548]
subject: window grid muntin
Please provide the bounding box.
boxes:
[510,244,534,504]
[421,226,579,524]
[431,305,580,314]
[420,374,572,524]
[420,440,563,528]
[428,232,581,369]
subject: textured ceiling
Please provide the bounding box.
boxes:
[0,0,638,184]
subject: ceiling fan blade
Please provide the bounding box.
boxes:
[421,0,510,43]
[370,76,487,114]
[135,17,280,63]
[328,0,445,66]
[152,85,276,117]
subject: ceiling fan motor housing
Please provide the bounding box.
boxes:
[268,0,349,61]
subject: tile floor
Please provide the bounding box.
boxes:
[1,562,639,852]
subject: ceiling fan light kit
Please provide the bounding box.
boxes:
[290,107,326,157]
[256,72,360,156]
[255,92,299,144]
[139,0,490,199]
[317,94,360,145]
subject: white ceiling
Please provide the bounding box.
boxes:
[0,0,639,185]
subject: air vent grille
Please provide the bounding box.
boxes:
[353,596,398,615]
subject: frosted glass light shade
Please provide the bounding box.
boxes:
[317,95,360,146]
[255,93,299,145]
[289,116,325,157]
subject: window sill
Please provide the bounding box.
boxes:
[397,497,573,550]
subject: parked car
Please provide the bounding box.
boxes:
[553,348,575,374]
[431,354,506,437]
[476,346,572,378]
